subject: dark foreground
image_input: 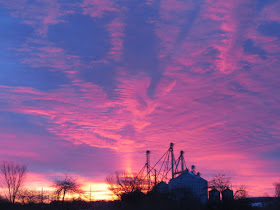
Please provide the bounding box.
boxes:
[0,197,279,210]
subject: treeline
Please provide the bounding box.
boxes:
[0,161,87,206]
[1,191,280,210]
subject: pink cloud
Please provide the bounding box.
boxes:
[82,0,120,18]
[107,18,125,61]
[0,0,280,198]
[0,0,73,35]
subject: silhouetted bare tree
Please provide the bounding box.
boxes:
[53,175,83,203]
[17,189,27,204]
[0,161,27,203]
[106,171,143,198]
[209,173,231,192]
[18,189,39,204]
[234,185,248,199]
[274,182,280,198]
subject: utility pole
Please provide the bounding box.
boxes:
[90,185,92,202]
[41,187,44,204]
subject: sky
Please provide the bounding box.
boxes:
[0,0,280,199]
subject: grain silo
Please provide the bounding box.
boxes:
[153,181,169,194]
[209,188,220,203]
[222,188,234,201]
[168,171,208,204]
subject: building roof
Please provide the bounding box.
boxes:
[209,188,219,193]
[169,171,208,184]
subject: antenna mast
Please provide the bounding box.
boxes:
[170,143,175,179]
[146,150,151,190]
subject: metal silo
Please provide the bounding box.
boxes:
[222,188,233,201]
[168,171,208,204]
[209,188,220,203]
[153,181,169,194]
